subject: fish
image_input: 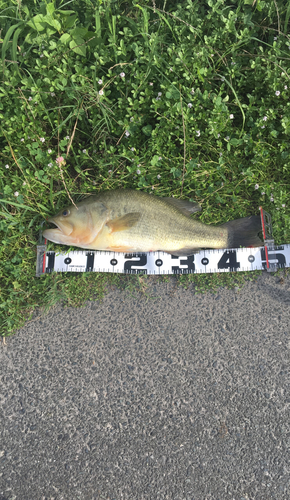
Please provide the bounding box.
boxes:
[42,188,262,256]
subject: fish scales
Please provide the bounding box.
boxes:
[95,189,226,251]
[43,189,262,255]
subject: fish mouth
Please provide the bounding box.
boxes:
[42,218,74,243]
[46,217,73,236]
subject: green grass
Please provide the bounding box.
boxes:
[1,0,290,336]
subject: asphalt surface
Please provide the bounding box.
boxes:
[1,272,290,500]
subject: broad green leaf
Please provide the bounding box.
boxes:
[70,27,88,37]
[44,15,61,31]
[27,14,47,32]
[65,15,77,29]
[60,33,71,44]
[69,37,86,56]
[46,3,55,15]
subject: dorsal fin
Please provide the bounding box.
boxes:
[162,197,201,216]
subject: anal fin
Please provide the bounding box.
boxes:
[167,248,201,257]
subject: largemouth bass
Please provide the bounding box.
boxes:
[43,189,262,255]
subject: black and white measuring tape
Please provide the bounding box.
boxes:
[36,208,289,276]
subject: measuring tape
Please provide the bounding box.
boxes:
[36,208,289,276]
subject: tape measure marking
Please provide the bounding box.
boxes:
[36,208,289,276]
[36,245,290,276]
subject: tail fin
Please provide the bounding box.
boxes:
[220,215,262,248]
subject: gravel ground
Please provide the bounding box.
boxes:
[1,272,290,500]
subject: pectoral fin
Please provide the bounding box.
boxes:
[106,212,141,233]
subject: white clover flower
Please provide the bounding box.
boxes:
[136,169,141,174]
[130,117,134,122]
[131,147,135,151]
[99,89,104,96]
[125,130,130,137]
[14,191,19,197]
[255,184,259,189]
[40,54,44,58]
[275,90,280,96]
[5,164,9,169]
[188,103,193,108]
[282,204,286,208]
[149,82,153,86]
[23,181,26,186]
[230,114,234,119]
[158,92,162,97]
[158,157,162,160]
[226,136,230,140]
[196,130,200,137]
[120,72,125,78]
[284,85,288,90]
[261,191,265,195]
[48,149,52,153]
[274,37,277,40]
[51,92,55,97]
[65,136,70,140]
[108,170,112,173]
[48,163,53,168]
[21,138,24,142]
[28,97,32,101]
[98,79,103,84]
[261,125,265,129]
[82,149,87,153]
[219,153,222,157]
[40,137,45,142]
[263,116,267,121]
[270,195,274,201]
[169,68,173,71]
[217,134,220,138]
[190,89,195,94]
[157,174,161,179]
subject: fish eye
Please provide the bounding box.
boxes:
[62,209,70,217]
